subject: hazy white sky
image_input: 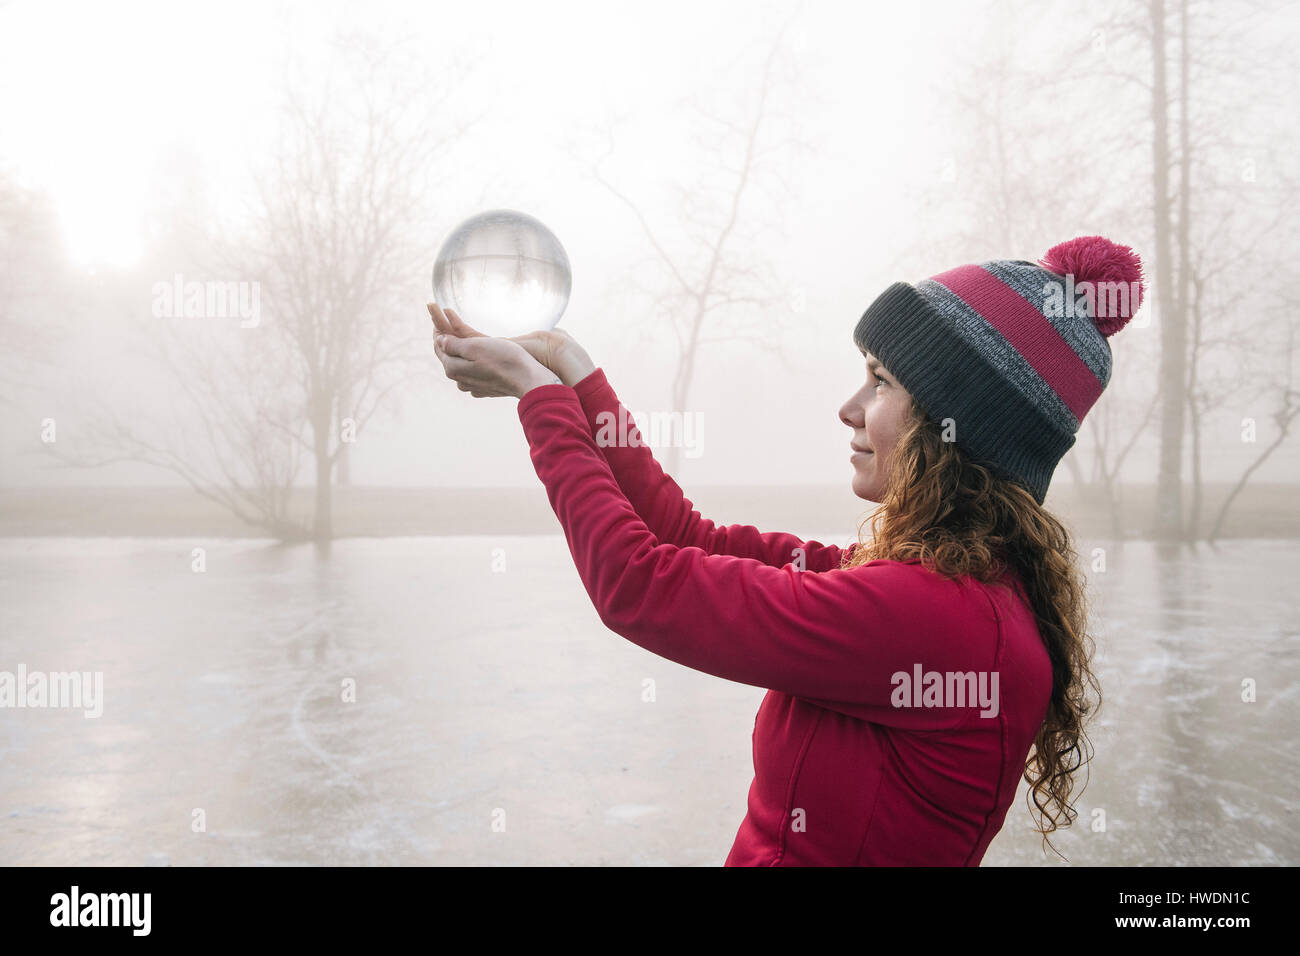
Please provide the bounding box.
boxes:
[0,0,995,488]
[4,0,1294,491]
[0,0,974,267]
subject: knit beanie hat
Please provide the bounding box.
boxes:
[853,235,1145,505]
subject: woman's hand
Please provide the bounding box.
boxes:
[427,302,596,387]
[510,328,596,387]
[430,307,560,398]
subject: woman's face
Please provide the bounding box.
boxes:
[839,347,915,502]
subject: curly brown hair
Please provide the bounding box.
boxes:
[839,398,1100,860]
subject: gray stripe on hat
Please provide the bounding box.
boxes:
[914,277,1079,432]
[979,259,1112,385]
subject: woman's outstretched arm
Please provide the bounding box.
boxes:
[429,305,850,571]
[514,381,996,727]
[568,367,852,572]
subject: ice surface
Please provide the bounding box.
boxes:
[0,535,1295,866]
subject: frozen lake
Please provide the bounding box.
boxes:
[1,534,1297,866]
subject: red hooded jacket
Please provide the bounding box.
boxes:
[516,368,1054,866]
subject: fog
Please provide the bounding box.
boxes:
[2,0,1296,526]
[1,0,1298,869]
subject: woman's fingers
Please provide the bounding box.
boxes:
[444,306,485,337]
[435,334,471,376]
[427,301,452,335]
[433,326,542,399]
[427,301,487,339]
[437,334,492,394]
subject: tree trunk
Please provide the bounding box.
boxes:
[1176,0,1196,540]
[1185,281,1205,540]
[664,301,705,481]
[313,410,334,544]
[1185,395,1203,538]
[337,442,351,487]
[1150,0,1188,541]
[337,386,352,486]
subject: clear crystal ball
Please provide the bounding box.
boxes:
[432,209,572,338]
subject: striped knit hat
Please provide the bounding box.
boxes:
[853,235,1145,504]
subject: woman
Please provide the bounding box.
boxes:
[430,234,1144,866]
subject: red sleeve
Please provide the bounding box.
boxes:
[569,367,851,573]
[516,382,1000,727]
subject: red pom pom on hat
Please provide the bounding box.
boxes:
[1038,235,1145,337]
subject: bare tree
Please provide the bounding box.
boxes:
[244,34,471,541]
[915,0,1299,541]
[1081,380,1162,538]
[1133,0,1299,539]
[56,314,314,539]
[1146,0,1188,540]
[1181,195,1292,537]
[898,4,1151,531]
[51,31,478,542]
[573,13,815,478]
[1206,292,1300,543]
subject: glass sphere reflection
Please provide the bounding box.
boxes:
[432,209,572,338]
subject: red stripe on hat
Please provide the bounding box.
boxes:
[930,263,1101,422]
